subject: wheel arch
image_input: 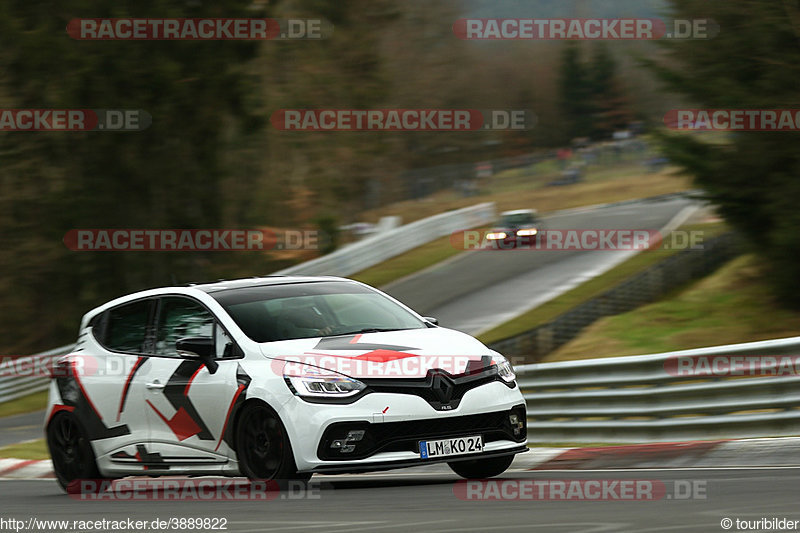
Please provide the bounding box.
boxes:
[229,397,286,455]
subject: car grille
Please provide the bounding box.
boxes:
[362,366,516,411]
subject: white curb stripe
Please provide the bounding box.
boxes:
[0,459,53,479]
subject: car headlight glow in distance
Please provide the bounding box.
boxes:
[492,355,516,383]
[486,232,507,240]
[517,228,538,236]
[284,367,366,398]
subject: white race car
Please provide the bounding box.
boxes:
[45,276,527,491]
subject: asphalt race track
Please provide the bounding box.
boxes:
[2,465,799,532]
[0,410,44,448]
[384,195,700,335]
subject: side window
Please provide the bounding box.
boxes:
[215,326,237,359]
[155,297,214,357]
[104,300,152,353]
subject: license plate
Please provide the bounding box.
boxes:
[419,435,483,459]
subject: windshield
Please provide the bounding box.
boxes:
[211,281,426,343]
[501,213,536,227]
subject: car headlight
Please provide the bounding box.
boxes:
[517,228,538,237]
[492,354,516,383]
[284,366,366,398]
[486,232,507,240]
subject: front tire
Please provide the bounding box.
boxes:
[47,412,100,493]
[448,455,514,479]
[235,403,309,486]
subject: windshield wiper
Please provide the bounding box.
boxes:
[337,327,411,336]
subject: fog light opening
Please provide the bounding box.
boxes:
[510,413,524,436]
[347,430,365,441]
[329,428,368,454]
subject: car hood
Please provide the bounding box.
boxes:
[258,327,496,379]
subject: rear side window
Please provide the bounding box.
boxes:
[104,300,152,353]
[155,297,215,357]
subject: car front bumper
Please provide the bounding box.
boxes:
[277,380,528,473]
[309,444,528,474]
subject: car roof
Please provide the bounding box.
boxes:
[500,209,537,216]
[81,275,354,325]
[188,275,350,293]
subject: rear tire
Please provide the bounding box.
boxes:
[448,455,514,479]
[46,412,100,493]
[235,403,309,488]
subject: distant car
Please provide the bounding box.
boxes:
[485,209,542,248]
[45,276,527,492]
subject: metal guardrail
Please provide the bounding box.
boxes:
[0,345,74,403]
[515,336,800,443]
[274,202,495,277]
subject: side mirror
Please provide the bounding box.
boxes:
[176,337,219,374]
[423,316,439,326]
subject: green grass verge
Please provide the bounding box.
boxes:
[0,391,48,419]
[477,222,728,346]
[351,232,477,288]
[0,438,48,460]
[546,254,800,362]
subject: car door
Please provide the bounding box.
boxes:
[71,298,157,465]
[143,295,245,466]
